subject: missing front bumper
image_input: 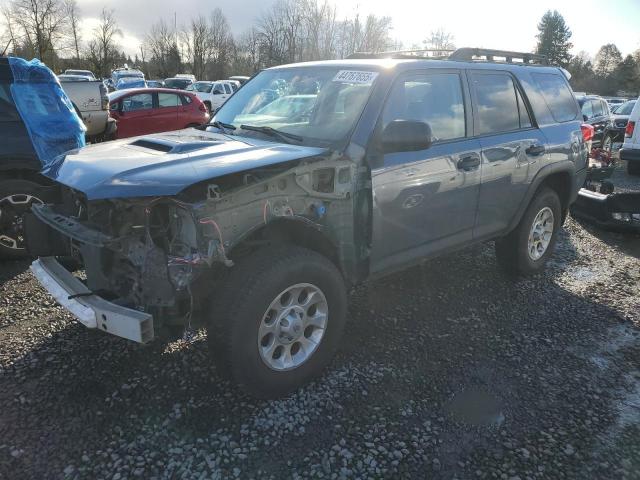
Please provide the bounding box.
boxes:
[30,257,154,343]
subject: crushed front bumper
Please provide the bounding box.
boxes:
[30,257,154,343]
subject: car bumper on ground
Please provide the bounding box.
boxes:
[570,188,640,232]
[30,257,154,343]
[620,148,640,163]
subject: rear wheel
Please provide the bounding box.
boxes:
[495,187,561,276]
[0,180,44,259]
[207,246,347,398]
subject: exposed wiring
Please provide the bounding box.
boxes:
[199,217,227,258]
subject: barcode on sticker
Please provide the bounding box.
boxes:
[333,70,379,84]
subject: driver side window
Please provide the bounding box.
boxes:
[382,72,466,143]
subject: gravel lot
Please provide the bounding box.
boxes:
[1,163,639,480]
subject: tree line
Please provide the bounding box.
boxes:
[535,10,639,96]
[0,0,395,80]
[1,1,638,96]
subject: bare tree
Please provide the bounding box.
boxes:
[86,8,121,77]
[64,0,81,60]
[424,28,455,51]
[145,19,180,78]
[4,0,70,65]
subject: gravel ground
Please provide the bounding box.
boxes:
[1,166,639,480]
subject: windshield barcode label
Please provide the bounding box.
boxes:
[333,71,379,84]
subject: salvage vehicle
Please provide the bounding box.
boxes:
[602,100,636,153]
[107,88,209,139]
[27,49,588,398]
[0,56,85,258]
[577,95,613,147]
[59,76,116,142]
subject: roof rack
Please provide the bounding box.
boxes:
[347,49,454,60]
[449,48,547,65]
[347,47,548,65]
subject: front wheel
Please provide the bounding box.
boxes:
[495,187,561,276]
[0,180,44,259]
[207,246,347,398]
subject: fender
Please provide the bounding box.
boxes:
[505,159,578,234]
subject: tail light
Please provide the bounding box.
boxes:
[626,121,635,138]
[581,124,594,142]
[99,82,109,110]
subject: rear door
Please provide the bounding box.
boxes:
[369,69,482,273]
[113,92,154,138]
[469,71,548,238]
[155,92,181,132]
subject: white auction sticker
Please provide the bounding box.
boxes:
[333,70,379,84]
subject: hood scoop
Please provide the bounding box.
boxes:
[130,138,223,154]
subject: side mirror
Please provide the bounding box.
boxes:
[381,120,433,153]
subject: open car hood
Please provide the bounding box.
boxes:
[42,129,327,200]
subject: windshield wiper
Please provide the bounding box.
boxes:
[195,120,236,134]
[239,124,303,144]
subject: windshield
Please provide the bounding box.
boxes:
[214,67,379,147]
[116,78,146,89]
[188,82,213,93]
[617,101,636,116]
[165,79,191,90]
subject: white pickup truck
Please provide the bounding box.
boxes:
[185,80,232,113]
[59,79,116,142]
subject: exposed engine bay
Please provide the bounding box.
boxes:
[27,154,366,331]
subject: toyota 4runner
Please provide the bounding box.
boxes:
[26,48,588,398]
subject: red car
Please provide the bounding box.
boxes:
[108,88,209,139]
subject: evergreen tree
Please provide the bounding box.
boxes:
[614,54,639,95]
[535,10,573,67]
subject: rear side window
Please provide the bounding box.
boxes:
[530,73,578,123]
[592,100,604,117]
[472,73,521,135]
[382,72,466,143]
[0,84,20,121]
[158,93,179,108]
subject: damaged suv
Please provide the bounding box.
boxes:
[27,49,588,398]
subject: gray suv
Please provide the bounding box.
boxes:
[27,48,588,398]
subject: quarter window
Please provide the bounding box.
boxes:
[472,73,520,135]
[382,72,466,143]
[592,99,604,117]
[530,72,578,123]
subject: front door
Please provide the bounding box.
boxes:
[115,92,154,138]
[369,70,482,274]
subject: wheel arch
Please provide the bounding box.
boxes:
[506,162,575,234]
[228,217,344,278]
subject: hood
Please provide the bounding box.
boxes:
[42,129,327,200]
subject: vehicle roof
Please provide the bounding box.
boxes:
[576,94,605,100]
[58,74,90,81]
[108,87,196,101]
[165,77,193,81]
[267,58,566,76]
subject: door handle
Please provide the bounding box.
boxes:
[457,154,480,171]
[525,144,546,156]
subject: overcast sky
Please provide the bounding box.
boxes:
[75,0,640,59]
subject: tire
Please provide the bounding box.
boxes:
[207,245,347,399]
[495,187,561,276]
[628,161,640,176]
[0,179,44,259]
